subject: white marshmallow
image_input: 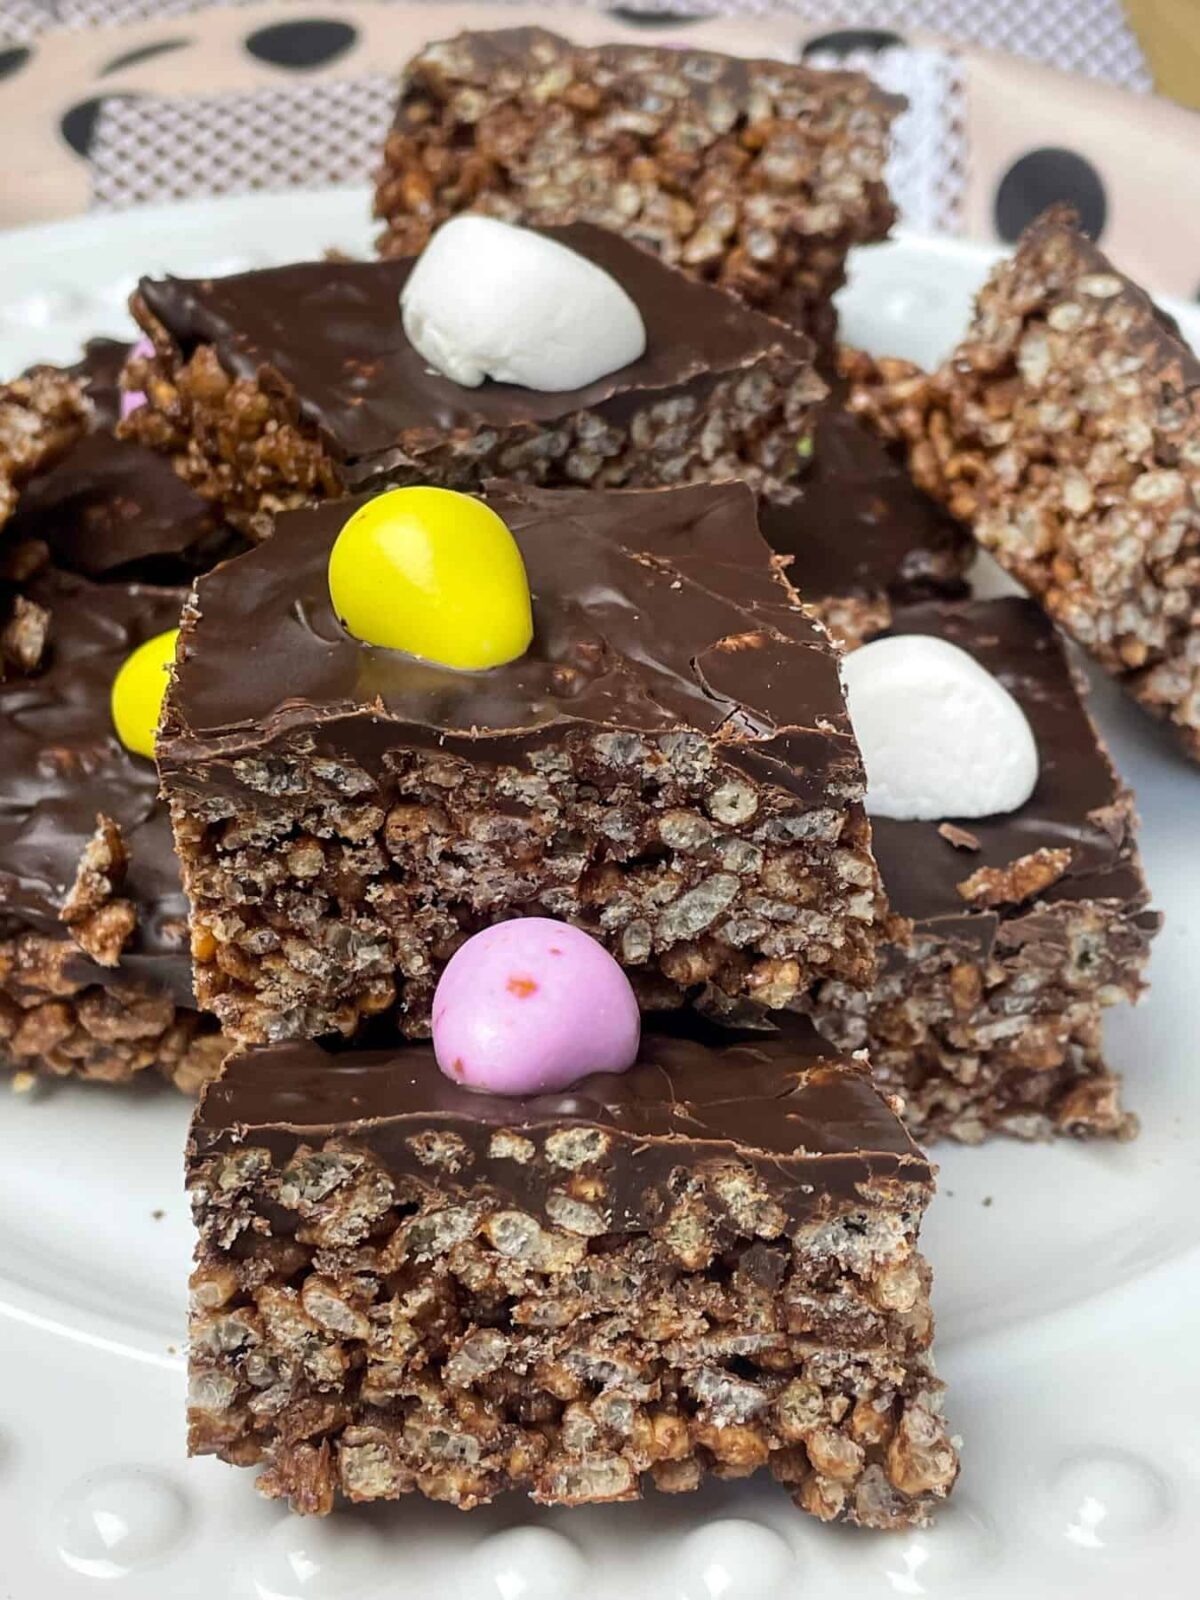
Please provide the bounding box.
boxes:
[840,633,1039,821]
[400,216,648,392]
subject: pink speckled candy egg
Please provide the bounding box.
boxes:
[119,336,155,420]
[432,919,641,1094]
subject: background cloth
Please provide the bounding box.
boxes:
[1,0,1199,300]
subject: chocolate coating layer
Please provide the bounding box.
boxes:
[137,222,812,482]
[10,339,241,583]
[192,1019,932,1230]
[10,432,238,583]
[0,569,193,999]
[761,399,971,602]
[74,337,130,429]
[162,480,861,807]
[872,598,1150,941]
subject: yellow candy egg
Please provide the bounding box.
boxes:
[110,628,179,760]
[327,486,533,670]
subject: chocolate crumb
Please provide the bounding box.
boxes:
[937,822,981,852]
[956,847,1072,908]
[1,595,51,674]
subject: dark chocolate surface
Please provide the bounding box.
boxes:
[162,480,862,807]
[137,223,811,474]
[192,1019,932,1229]
[0,569,193,999]
[873,598,1146,930]
[74,337,130,429]
[10,338,241,583]
[10,431,238,583]
[760,398,970,600]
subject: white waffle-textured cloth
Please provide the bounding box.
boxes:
[90,73,396,206]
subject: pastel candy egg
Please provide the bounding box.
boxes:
[432,919,641,1095]
[110,627,179,760]
[841,632,1039,821]
[327,486,533,670]
[119,335,154,420]
[401,215,647,392]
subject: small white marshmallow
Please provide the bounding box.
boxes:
[400,217,647,393]
[840,633,1039,821]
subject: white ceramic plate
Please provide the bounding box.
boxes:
[1,187,1197,1600]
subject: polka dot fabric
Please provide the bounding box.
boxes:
[2,0,1199,301]
[0,0,1154,91]
[89,74,394,203]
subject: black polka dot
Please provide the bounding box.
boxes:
[609,8,704,23]
[60,93,143,158]
[60,99,106,157]
[995,149,1107,243]
[0,45,32,80]
[245,19,357,70]
[803,29,903,58]
[101,39,190,76]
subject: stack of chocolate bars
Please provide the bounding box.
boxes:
[4,21,1181,1537]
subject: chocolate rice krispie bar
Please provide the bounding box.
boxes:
[374,27,901,351]
[0,569,225,1091]
[122,222,822,542]
[157,480,884,1044]
[0,367,89,530]
[187,1021,957,1525]
[808,597,1159,1143]
[846,208,1200,762]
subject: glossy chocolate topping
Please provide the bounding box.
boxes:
[10,431,238,583]
[872,597,1147,931]
[137,223,812,475]
[760,398,970,600]
[161,480,862,808]
[191,1018,932,1228]
[10,339,240,583]
[0,569,193,999]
